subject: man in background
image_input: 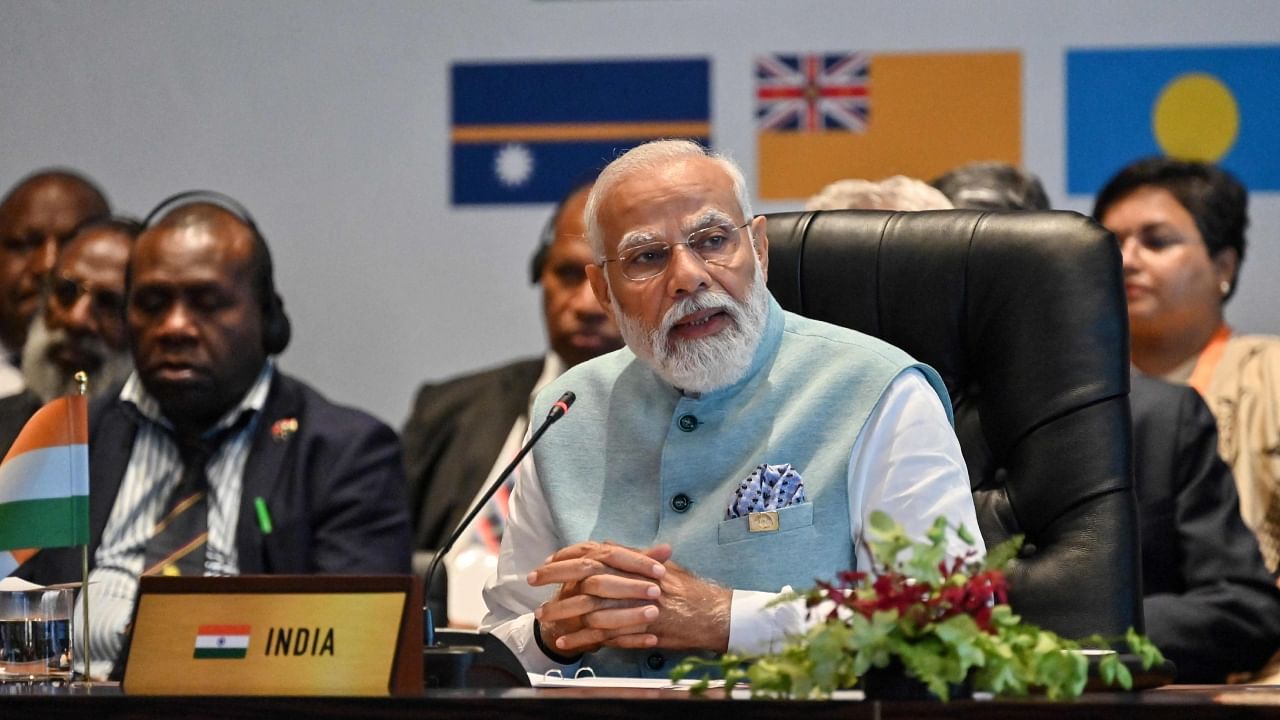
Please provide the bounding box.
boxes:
[805,174,954,211]
[0,217,139,454]
[402,180,623,626]
[931,161,1051,212]
[0,169,110,395]
[17,194,411,678]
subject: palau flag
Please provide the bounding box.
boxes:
[451,58,711,205]
[756,51,1021,200]
[1067,45,1280,195]
[0,394,90,577]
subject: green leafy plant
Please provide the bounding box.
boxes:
[672,511,1163,701]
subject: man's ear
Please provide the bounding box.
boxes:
[586,263,615,321]
[750,215,769,281]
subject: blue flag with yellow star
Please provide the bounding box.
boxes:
[1066,45,1280,194]
[450,58,711,205]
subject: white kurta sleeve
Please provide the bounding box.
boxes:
[849,368,985,568]
[727,368,982,654]
[480,455,581,674]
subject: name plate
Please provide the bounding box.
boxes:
[122,575,422,696]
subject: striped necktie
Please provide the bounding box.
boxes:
[142,415,249,577]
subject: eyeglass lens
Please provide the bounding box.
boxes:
[52,277,124,319]
[619,223,743,280]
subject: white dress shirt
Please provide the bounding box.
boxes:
[75,361,275,679]
[444,353,565,626]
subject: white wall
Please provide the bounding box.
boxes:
[2,0,1276,424]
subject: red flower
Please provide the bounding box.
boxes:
[974,605,994,632]
[807,556,1010,635]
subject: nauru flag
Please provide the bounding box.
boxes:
[451,58,711,205]
[194,624,252,659]
[0,394,89,577]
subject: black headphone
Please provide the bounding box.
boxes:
[141,190,292,355]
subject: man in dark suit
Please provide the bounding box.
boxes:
[402,181,621,624]
[1131,372,1280,682]
[17,193,410,678]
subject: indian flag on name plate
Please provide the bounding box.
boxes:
[0,394,89,577]
[194,625,252,659]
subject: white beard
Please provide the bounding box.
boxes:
[21,311,133,402]
[612,259,771,394]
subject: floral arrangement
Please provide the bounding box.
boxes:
[672,511,1163,701]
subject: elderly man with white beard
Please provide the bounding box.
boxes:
[0,218,137,454]
[481,140,983,677]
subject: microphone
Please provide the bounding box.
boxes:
[421,391,576,686]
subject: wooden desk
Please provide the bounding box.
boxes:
[6,683,1280,719]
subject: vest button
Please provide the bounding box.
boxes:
[646,653,666,670]
[670,494,692,513]
[677,414,699,432]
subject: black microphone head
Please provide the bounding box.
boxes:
[547,391,576,421]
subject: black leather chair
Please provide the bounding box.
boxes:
[765,209,1141,639]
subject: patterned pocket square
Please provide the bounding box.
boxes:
[727,463,806,519]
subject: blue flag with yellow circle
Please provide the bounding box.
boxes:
[1067,45,1280,194]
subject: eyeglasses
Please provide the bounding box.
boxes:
[48,275,125,323]
[602,221,751,281]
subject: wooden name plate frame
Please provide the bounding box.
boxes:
[122,575,422,696]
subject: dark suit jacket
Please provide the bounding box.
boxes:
[402,358,542,552]
[17,371,412,583]
[1131,372,1280,682]
[0,389,42,458]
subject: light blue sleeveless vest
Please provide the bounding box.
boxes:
[529,297,950,677]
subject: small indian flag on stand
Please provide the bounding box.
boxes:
[194,624,252,659]
[0,394,89,577]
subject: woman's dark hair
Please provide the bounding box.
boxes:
[1093,157,1248,299]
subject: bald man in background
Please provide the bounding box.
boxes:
[0,169,110,395]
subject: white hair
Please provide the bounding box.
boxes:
[584,139,754,259]
[804,175,954,212]
[21,302,132,403]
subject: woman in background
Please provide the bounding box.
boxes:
[1095,157,1280,573]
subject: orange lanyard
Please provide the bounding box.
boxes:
[1189,324,1232,397]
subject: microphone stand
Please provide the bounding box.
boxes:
[421,391,575,687]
